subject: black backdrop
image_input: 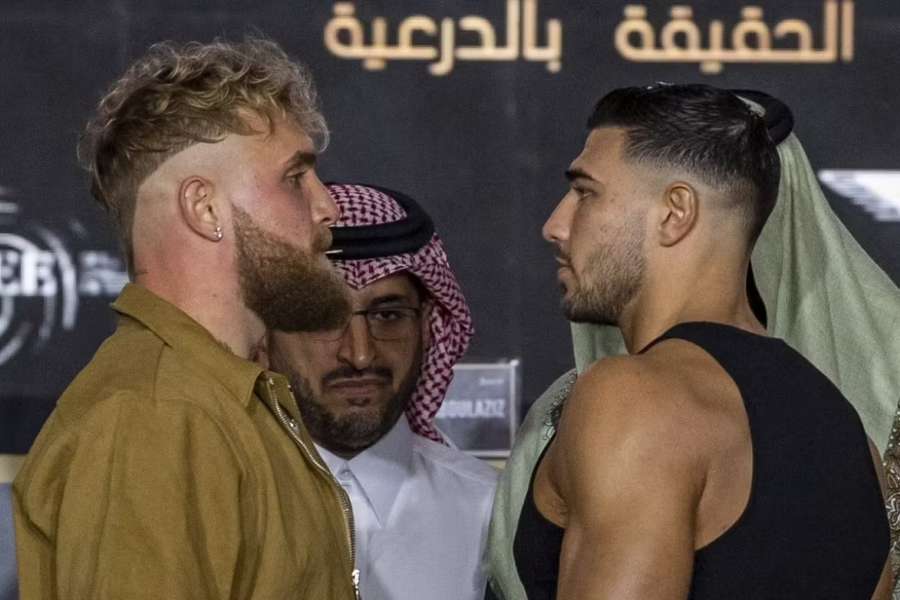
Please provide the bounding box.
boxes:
[2,0,898,456]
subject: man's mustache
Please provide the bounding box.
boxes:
[323,366,392,385]
[314,227,333,253]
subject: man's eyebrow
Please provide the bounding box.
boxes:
[283,151,317,170]
[565,166,595,182]
[369,294,415,307]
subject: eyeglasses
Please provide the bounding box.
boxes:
[312,306,422,342]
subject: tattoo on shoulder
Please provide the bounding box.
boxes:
[544,371,578,437]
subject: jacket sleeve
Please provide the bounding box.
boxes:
[16,394,255,599]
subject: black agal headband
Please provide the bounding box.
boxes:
[326,184,435,260]
[728,88,794,327]
[730,88,794,144]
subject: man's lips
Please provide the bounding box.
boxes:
[326,377,389,390]
[326,378,389,407]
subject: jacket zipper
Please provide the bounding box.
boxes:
[267,378,361,600]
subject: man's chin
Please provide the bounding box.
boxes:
[318,414,391,453]
[562,299,616,326]
[560,297,580,321]
[332,401,384,419]
[317,399,391,435]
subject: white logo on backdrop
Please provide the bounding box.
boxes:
[0,190,127,366]
[819,170,900,222]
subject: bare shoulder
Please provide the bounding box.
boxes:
[564,345,708,433]
[551,350,713,525]
[557,342,730,488]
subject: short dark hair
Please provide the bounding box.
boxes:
[587,83,780,242]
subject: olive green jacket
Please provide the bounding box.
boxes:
[14,284,357,599]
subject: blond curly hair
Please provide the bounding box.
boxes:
[78,36,329,274]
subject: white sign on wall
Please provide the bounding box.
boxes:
[435,360,520,457]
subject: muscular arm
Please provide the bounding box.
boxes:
[554,357,708,600]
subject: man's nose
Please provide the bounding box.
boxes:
[336,315,375,370]
[311,174,340,227]
[542,193,575,244]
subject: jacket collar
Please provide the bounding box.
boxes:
[112,283,266,408]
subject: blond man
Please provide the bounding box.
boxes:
[13,38,360,599]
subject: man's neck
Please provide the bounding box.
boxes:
[134,273,264,360]
[618,264,764,353]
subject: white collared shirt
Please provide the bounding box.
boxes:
[317,415,498,600]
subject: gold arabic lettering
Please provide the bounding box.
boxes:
[613,0,855,74]
[322,0,562,76]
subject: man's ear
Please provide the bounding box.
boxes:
[657,181,699,247]
[179,176,223,242]
[420,300,434,350]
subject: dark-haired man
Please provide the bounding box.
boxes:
[502,84,891,599]
[268,183,497,600]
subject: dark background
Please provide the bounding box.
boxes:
[2,0,898,455]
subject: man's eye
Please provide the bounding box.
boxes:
[573,186,589,198]
[287,171,307,187]
[370,309,403,321]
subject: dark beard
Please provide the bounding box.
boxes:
[277,350,423,456]
[562,218,646,325]
[562,267,641,325]
[233,205,350,332]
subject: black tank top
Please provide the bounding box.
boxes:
[513,322,889,599]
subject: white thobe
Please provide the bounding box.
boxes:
[318,415,498,600]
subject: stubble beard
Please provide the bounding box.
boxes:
[562,216,646,326]
[283,347,424,456]
[233,205,350,332]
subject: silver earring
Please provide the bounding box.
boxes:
[214,226,223,241]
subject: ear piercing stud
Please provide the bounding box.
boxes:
[214,226,223,241]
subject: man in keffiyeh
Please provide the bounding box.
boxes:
[268,183,498,600]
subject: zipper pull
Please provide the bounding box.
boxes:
[352,568,361,599]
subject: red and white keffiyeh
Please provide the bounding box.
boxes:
[328,183,474,443]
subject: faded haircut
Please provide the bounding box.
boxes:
[587,83,780,243]
[77,36,329,274]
